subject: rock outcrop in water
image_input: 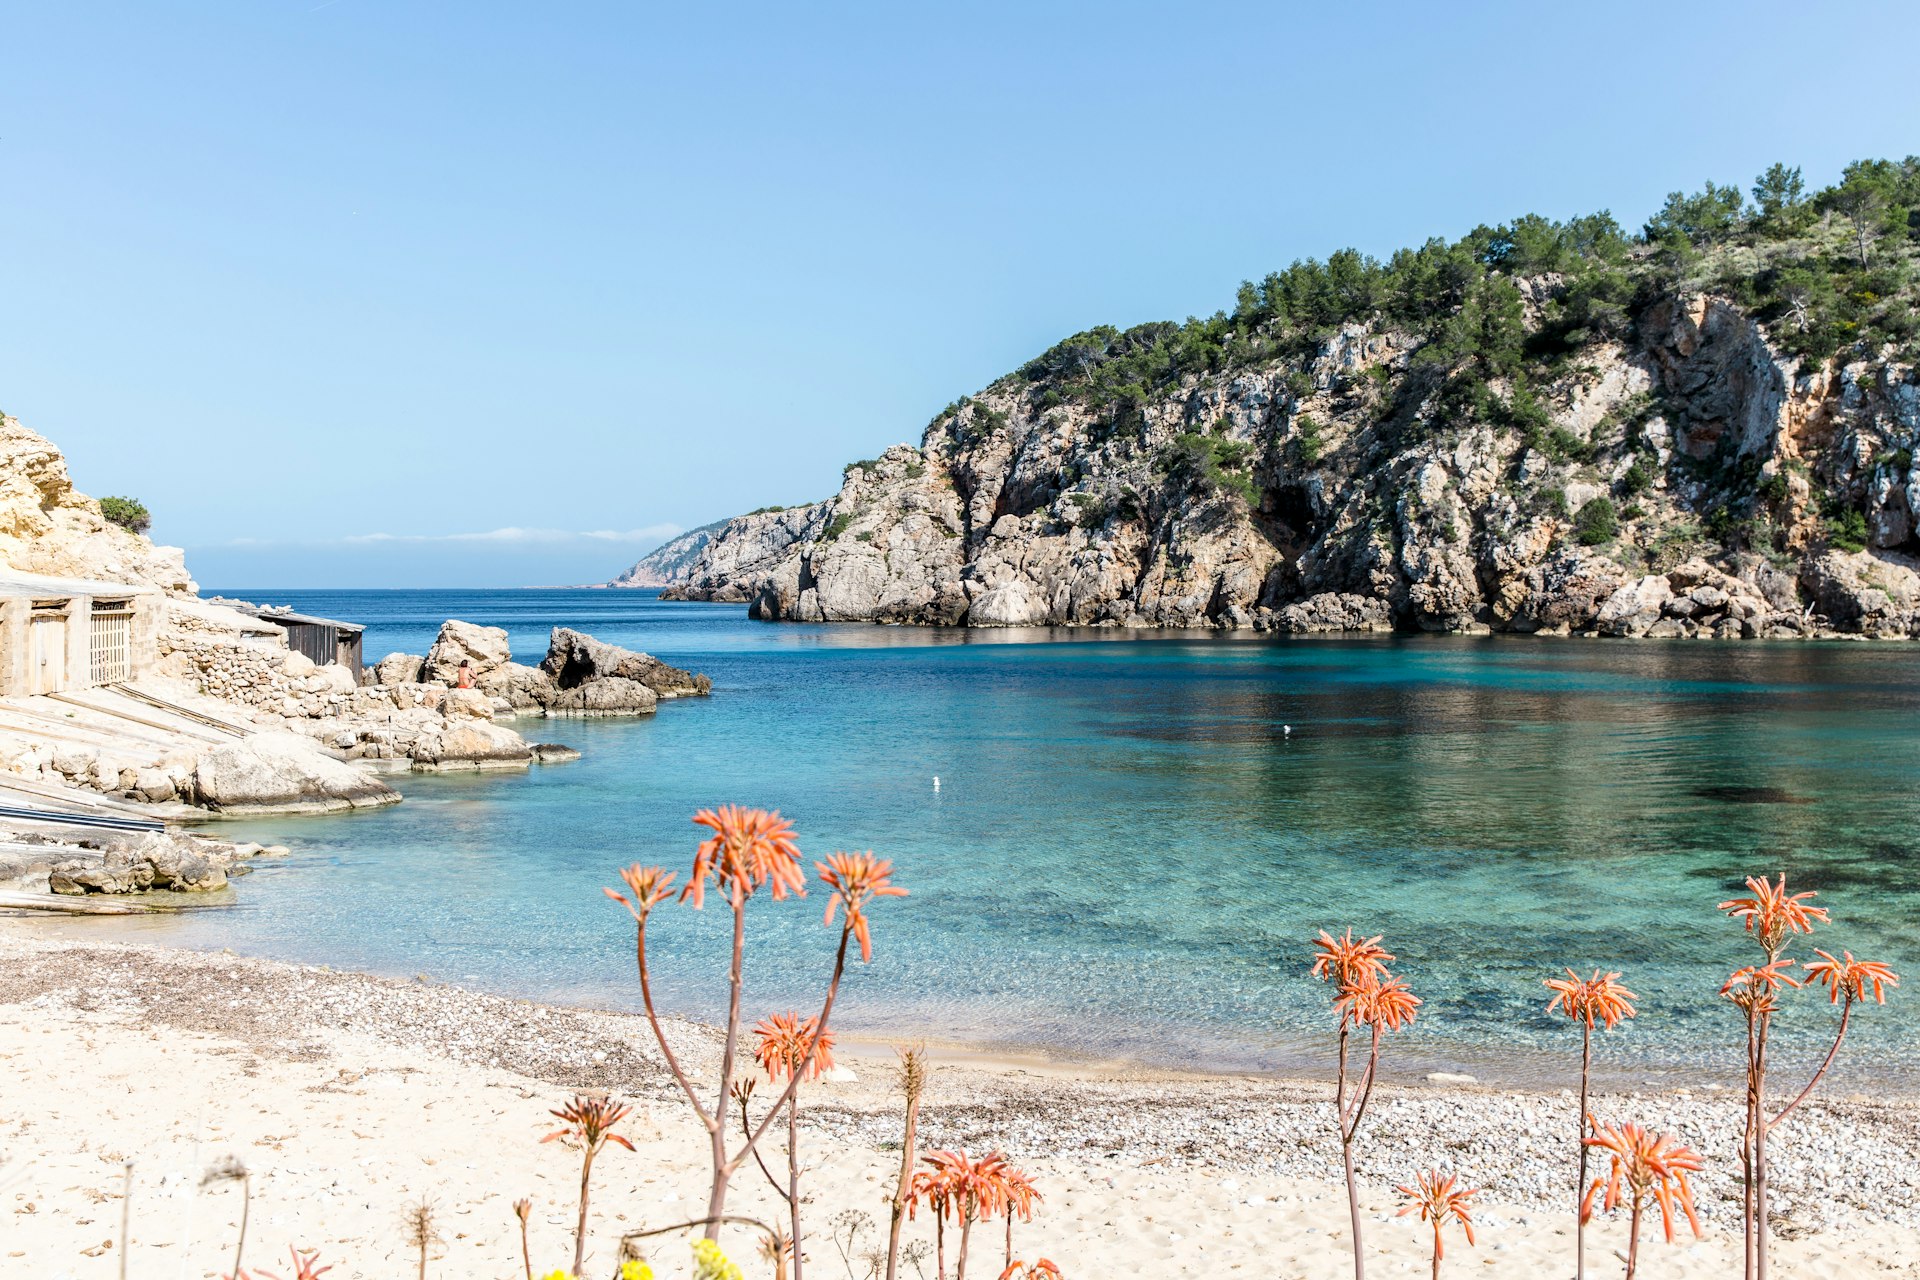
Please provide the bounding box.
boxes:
[372,622,711,718]
[653,161,1920,640]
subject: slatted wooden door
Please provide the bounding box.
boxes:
[90,607,132,684]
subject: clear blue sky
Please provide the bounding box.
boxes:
[3,1,1916,587]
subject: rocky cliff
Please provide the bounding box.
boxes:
[0,411,194,591]
[608,520,729,587]
[661,162,1920,639]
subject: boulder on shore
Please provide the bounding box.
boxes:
[49,831,229,894]
[193,732,400,814]
[409,720,533,771]
[372,651,426,686]
[422,620,513,684]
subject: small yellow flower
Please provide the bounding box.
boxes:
[691,1238,744,1280]
[541,1272,573,1280]
[619,1262,656,1280]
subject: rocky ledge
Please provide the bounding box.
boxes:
[0,827,282,897]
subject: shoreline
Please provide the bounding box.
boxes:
[24,882,1914,1099]
[6,925,1920,1277]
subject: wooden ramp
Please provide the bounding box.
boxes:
[0,890,161,915]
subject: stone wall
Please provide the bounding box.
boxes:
[161,634,356,718]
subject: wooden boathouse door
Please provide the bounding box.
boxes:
[30,612,68,695]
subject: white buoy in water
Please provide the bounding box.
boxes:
[933,775,941,792]
[1283,724,1292,736]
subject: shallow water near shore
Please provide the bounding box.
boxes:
[42,588,1920,1087]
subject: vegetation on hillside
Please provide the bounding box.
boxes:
[100,495,151,534]
[997,157,1920,438]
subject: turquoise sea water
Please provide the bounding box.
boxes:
[44,589,1920,1087]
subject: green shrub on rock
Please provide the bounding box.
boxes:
[100,496,151,534]
[1575,497,1618,545]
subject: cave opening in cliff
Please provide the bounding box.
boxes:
[1263,483,1316,557]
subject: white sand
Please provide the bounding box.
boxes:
[3,932,1917,1279]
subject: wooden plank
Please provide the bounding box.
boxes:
[0,698,187,751]
[0,772,149,814]
[0,890,158,915]
[46,690,231,745]
[110,684,255,737]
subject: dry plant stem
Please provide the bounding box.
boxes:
[706,899,752,1239]
[118,1161,133,1280]
[730,932,854,1201]
[935,1218,946,1280]
[740,1102,792,1204]
[1772,999,1852,1127]
[572,1146,599,1277]
[884,1053,926,1280]
[1740,999,1758,1280]
[631,909,857,1243]
[1626,1192,1644,1280]
[1334,1020,1365,1280]
[620,1213,778,1244]
[787,1095,804,1280]
[232,1172,252,1280]
[1575,1025,1591,1280]
[518,1213,533,1280]
[955,1211,974,1280]
[1337,1024,1385,1280]
[1754,1007,1773,1280]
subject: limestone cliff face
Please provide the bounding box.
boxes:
[609,520,728,587]
[663,291,1920,639]
[0,412,194,592]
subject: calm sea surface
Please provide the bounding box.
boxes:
[42,588,1920,1087]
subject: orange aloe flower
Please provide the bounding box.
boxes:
[999,1262,1063,1280]
[541,1094,637,1154]
[1395,1170,1479,1261]
[1581,1120,1704,1243]
[1720,874,1828,954]
[1543,969,1639,1030]
[1336,971,1421,1031]
[817,851,907,962]
[996,1163,1041,1222]
[1311,929,1394,992]
[752,1011,837,1083]
[604,864,678,922]
[914,1148,1010,1219]
[1804,950,1899,1005]
[1720,957,1803,1012]
[683,805,807,909]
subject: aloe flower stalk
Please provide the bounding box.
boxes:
[1718,873,1826,1280]
[541,1095,634,1276]
[1310,929,1414,1280]
[1543,968,1637,1280]
[605,810,905,1246]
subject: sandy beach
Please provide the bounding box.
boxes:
[3,928,1918,1279]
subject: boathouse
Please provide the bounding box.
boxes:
[235,606,365,677]
[0,572,164,697]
